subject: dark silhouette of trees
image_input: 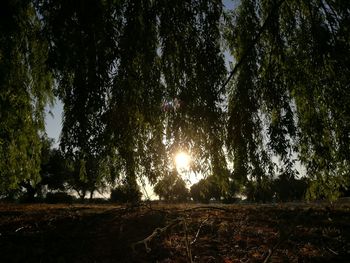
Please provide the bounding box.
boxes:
[154,171,189,202]
[110,183,142,204]
[40,137,70,192]
[273,172,309,202]
[1,0,350,201]
[190,177,222,203]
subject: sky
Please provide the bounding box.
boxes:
[45,99,63,147]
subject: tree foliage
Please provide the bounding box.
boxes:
[1,0,350,201]
[37,0,228,195]
[110,183,142,204]
[190,177,222,203]
[225,0,350,200]
[154,170,189,202]
[0,0,53,193]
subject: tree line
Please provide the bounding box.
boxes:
[1,0,349,202]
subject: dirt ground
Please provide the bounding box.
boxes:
[1,202,350,262]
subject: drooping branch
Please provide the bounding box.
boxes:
[220,0,287,93]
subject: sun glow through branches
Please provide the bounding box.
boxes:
[175,151,191,171]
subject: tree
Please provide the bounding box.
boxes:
[40,137,72,193]
[110,183,142,204]
[40,0,121,199]
[0,0,53,195]
[17,136,70,202]
[107,0,164,193]
[1,0,349,202]
[225,0,274,197]
[224,0,350,200]
[40,0,228,197]
[190,177,222,203]
[158,0,228,187]
[154,171,189,202]
[273,164,309,202]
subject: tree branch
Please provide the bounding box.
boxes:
[220,0,288,93]
[131,218,183,253]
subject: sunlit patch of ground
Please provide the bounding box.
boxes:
[1,202,350,262]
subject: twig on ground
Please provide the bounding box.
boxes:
[191,217,209,245]
[263,240,283,263]
[15,226,26,233]
[263,208,308,263]
[327,247,339,256]
[183,218,193,263]
[131,218,183,253]
[181,205,232,213]
[140,202,171,215]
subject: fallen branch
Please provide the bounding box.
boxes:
[130,204,230,254]
[191,217,209,245]
[263,207,309,263]
[327,247,339,256]
[183,218,193,263]
[263,239,284,263]
[131,218,183,253]
[181,205,232,213]
[15,226,26,233]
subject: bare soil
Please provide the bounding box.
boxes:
[1,202,350,262]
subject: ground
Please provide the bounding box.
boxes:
[1,202,350,262]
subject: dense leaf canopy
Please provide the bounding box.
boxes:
[225,0,350,199]
[1,0,349,200]
[0,0,53,193]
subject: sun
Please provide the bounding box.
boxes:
[175,151,191,171]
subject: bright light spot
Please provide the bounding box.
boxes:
[175,152,191,171]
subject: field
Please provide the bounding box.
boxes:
[1,202,350,262]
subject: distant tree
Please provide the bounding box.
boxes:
[19,136,70,202]
[45,192,75,204]
[190,179,210,203]
[294,177,309,201]
[339,182,350,198]
[172,178,190,202]
[41,148,71,192]
[273,166,309,202]
[154,171,189,202]
[62,153,121,201]
[222,177,241,203]
[245,179,274,203]
[110,183,142,204]
[191,177,222,203]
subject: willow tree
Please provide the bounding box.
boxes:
[226,0,273,193]
[36,0,350,201]
[41,0,228,196]
[0,0,53,195]
[40,0,121,198]
[158,0,228,188]
[107,0,228,194]
[107,0,164,195]
[285,0,350,199]
[225,0,350,200]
